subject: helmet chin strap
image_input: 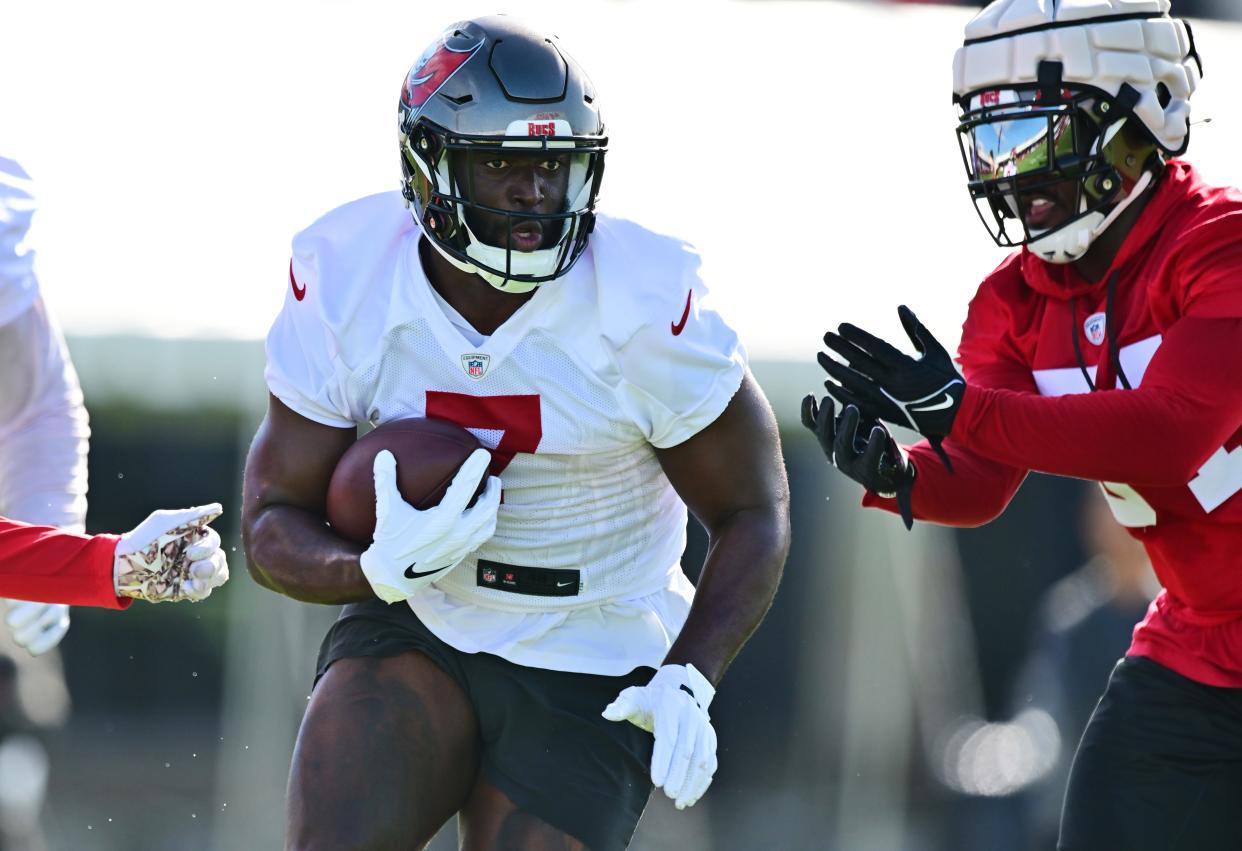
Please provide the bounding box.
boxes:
[422,155,595,294]
[436,247,543,294]
[1028,168,1154,264]
[421,216,569,294]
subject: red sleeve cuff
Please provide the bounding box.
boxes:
[91,534,132,610]
[950,382,987,442]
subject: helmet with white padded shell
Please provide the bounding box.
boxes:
[952,0,1201,263]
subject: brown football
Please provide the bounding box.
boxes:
[326,417,485,545]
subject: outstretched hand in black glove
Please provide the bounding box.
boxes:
[800,395,916,530]
[815,304,965,472]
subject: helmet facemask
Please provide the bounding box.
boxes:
[956,78,1161,264]
[402,118,606,293]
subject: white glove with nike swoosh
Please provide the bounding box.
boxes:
[359,449,501,604]
[3,600,70,655]
[602,663,718,809]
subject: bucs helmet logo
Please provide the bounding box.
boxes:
[401,37,482,112]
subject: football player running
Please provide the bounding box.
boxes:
[803,1,1242,848]
[243,16,790,851]
[0,159,229,614]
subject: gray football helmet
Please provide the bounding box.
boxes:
[398,16,607,293]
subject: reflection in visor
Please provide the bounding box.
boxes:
[964,110,1076,182]
[954,87,1120,250]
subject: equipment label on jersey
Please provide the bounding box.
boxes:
[1084,312,1106,346]
[461,353,491,380]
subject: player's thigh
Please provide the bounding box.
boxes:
[457,657,654,851]
[286,651,480,851]
[459,777,586,851]
[1059,656,1242,851]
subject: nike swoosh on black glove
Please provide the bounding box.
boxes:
[800,395,915,530]
[816,304,964,473]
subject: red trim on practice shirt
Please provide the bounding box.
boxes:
[0,517,129,609]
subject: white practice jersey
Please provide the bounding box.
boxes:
[266,192,746,675]
[0,158,40,328]
[0,158,89,531]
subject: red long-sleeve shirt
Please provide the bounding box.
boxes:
[0,517,128,609]
[866,161,1242,686]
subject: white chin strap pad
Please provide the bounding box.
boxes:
[1028,211,1106,264]
[1028,169,1154,264]
[437,248,542,294]
[455,158,595,293]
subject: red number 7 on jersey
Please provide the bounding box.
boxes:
[426,392,543,475]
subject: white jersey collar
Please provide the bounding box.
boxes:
[403,234,571,373]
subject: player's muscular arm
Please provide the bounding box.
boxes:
[242,394,372,604]
[655,372,791,686]
[954,317,1242,484]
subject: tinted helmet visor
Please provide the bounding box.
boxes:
[955,87,1115,248]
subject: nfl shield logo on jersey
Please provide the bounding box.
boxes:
[1084,313,1107,346]
[481,567,497,584]
[462,353,491,380]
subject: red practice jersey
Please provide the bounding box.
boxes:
[867,161,1242,686]
[0,517,127,609]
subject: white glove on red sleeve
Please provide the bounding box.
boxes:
[3,600,70,655]
[359,448,501,604]
[602,662,718,809]
[113,504,230,603]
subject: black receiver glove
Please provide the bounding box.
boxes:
[816,305,964,473]
[800,395,915,530]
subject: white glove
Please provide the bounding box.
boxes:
[113,504,230,603]
[602,662,718,809]
[3,600,70,656]
[359,448,501,604]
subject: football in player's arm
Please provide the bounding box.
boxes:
[804,2,1242,849]
[242,16,789,851]
[0,158,228,627]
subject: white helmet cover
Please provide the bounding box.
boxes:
[952,0,1202,263]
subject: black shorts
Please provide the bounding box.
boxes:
[1059,656,1242,851]
[315,598,655,851]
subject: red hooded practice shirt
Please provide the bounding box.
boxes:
[867,161,1242,687]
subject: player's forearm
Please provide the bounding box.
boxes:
[663,505,790,686]
[243,504,372,604]
[862,439,1027,527]
[0,517,127,608]
[952,317,1242,485]
[955,383,1238,485]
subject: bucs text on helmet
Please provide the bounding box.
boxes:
[952,0,1201,264]
[398,16,607,293]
